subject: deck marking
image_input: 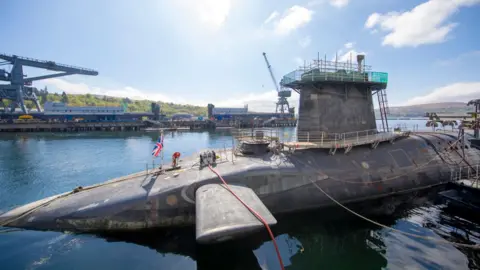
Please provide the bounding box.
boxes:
[166,195,178,206]
[181,186,195,204]
[77,203,99,211]
[361,161,369,169]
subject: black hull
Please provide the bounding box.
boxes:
[1,132,478,234]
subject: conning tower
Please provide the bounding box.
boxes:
[281,53,389,141]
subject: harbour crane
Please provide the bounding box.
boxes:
[0,53,98,114]
[262,52,291,116]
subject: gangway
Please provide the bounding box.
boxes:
[0,53,98,114]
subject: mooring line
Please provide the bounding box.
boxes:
[286,154,480,250]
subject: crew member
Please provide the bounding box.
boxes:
[172,152,181,167]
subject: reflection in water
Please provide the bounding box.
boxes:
[97,188,477,270]
[99,211,390,270]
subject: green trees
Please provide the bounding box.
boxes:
[34,92,207,117]
[61,92,69,104]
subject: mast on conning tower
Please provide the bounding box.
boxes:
[0,53,98,114]
[280,52,389,141]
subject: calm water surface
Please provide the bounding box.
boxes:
[0,120,479,270]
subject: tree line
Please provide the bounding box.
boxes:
[24,88,207,117]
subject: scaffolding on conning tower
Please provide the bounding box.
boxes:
[280,53,391,133]
[280,53,388,86]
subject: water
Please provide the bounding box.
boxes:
[1,120,479,270]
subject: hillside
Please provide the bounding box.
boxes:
[21,90,207,117]
[13,89,475,119]
[375,102,472,118]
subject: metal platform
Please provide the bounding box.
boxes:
[231,128,410,155]
[284,130,408,154]
[280,57,388,90]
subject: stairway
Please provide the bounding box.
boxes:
[377,89,390,132]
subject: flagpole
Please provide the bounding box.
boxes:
[161,130,164,168]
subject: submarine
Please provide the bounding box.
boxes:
[2,54,480,244]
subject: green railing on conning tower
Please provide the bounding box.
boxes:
[280,59,388,86]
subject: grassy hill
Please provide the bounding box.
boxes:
[11,88,475,119]
[375,102,472,118]
[22,91,207,117]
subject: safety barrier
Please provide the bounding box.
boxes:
[280,57,387,86]
[231,128,281,142]
[450,164,480,184]
[290,129,406,149]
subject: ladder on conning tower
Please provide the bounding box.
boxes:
[377,89,390,132]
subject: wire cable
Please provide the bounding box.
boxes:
[287,154,480,249]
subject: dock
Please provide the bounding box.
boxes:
[0,121,145,132]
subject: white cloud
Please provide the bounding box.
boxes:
[294,57,304,66]
[344,42,355,49]
[43,78,177,104]
[331,42,365,63]
[264,6,314,36]
[330,0,349,8]
[264,11,279,24]
[365,13,380,29]
[365,0,480,47]
[299,36,312,48]
[214,90,300,112]
[176,0,232,28]
[338,50,366,62]
[402,82,480,106]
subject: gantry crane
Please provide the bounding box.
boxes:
[0,53,98,114]
[262,52,291,116]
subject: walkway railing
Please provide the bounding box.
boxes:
[231,128,409,150]
[291,129,406,149]
[450,164,480,181]
[231,128,281,142]
[280,57,387,86]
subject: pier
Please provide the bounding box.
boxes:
[0,121,145,132]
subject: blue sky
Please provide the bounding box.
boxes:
[2,0,479,112]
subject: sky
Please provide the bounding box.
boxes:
[1,0,479,112]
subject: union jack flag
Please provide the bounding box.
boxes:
[152,135,164,157]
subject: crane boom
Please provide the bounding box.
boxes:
[0,53,98,114]
[262,52,280,93]
[0,53,98,79]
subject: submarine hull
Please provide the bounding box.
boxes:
[1,132,478,235]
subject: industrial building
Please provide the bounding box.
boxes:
[207,103,294,121]
[0,101,152,122]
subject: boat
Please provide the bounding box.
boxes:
[2,54,480,245]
